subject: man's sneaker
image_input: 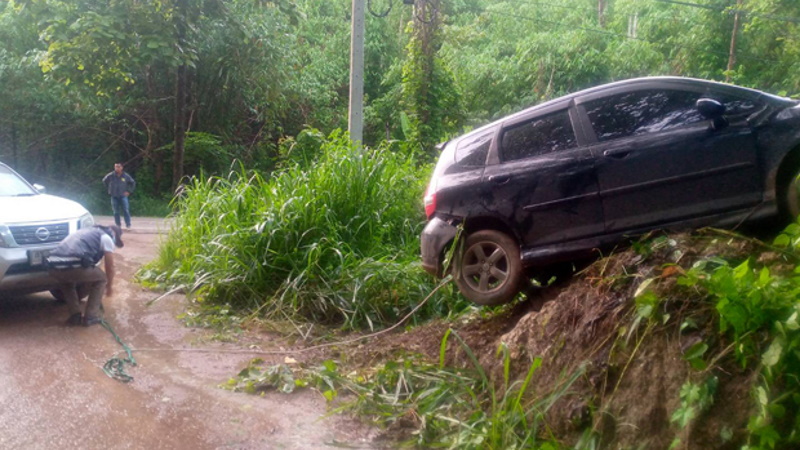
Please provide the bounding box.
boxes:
[66,313,83,326]
[83,316,103,327]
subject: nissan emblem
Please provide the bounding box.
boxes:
[35,227,50,241]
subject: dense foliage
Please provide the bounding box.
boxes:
[140,132,467,328]
[2,0,800,206]
[675,225,800,449]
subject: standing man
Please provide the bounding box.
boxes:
[47,225,124,326]
[103,163,136,229]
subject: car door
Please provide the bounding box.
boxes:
[576,87,763,232]
[482,103,604,247]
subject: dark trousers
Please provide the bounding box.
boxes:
[49,267,107,319]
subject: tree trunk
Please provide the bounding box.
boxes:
[412,0,439,131]
[143,65,163,195]
[726,0,744,82]
[598,0,606,28]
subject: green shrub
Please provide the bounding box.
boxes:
[675,224,800,449]
[143,131,465,329]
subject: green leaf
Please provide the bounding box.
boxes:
[768,403,786,419]
[757,386,769,407]
[773,233,791,247]
[757,267,771,287]
[786,311,800,331]
[762,339,783,367]
[322,360,337,372]
[733,260,750,280]
[683,341,709,371]
[399,111,412,140]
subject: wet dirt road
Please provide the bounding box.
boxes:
[0,217,375,449]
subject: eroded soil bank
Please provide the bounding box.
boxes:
[346,230,766,448]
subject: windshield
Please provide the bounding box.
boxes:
[0,165,37,197]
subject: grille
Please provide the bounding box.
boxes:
[9,222,69,245]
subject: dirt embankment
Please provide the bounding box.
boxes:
[352,231,765,448]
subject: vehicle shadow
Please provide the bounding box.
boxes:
[0,292,68,327]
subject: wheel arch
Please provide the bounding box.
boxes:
[432,215,521,281]
[462,216,520,245]
[454,228,525,306]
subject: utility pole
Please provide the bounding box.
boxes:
[173,0,188,190]
[348,0,365,145]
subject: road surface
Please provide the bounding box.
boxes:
[0,217,376,449]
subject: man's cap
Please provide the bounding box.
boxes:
[107,225,124,248]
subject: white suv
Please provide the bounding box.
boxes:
[0,162,94,296]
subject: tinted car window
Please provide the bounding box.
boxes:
[719,97,759,117]
[586,89,762,142]
[456,128,493,167]
[585,90,705,141]
[500,110,576,162]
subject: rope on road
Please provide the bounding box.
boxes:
[101,319,137,382]
[107,275,453,363]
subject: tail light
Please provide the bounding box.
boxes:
[424,186,436,219]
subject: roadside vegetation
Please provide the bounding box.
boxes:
[2,1,799,205]
[222,224,800,449]
[144,126,800,447]
[140,132,469,329]
[4,0,800,447]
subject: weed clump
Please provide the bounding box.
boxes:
[141,132,465,329]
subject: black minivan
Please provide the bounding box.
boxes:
[421,77,800,305]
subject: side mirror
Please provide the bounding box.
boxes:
[32,183,46,194]
[696,98,728,130]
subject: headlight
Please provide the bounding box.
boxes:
[79,213,95,230]
[0,225,11,248]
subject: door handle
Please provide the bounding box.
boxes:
[603,149,632,159]
[488,175,511,185]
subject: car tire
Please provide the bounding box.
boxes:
[783,170,800,222]
[454,230,523,306]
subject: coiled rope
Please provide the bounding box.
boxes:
[101,319,137,382]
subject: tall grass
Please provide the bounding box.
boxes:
[307,330,579,448]
[143,132,464,329]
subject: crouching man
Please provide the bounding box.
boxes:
[47,225,124,326]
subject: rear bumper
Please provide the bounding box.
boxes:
[420,217,458,276]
